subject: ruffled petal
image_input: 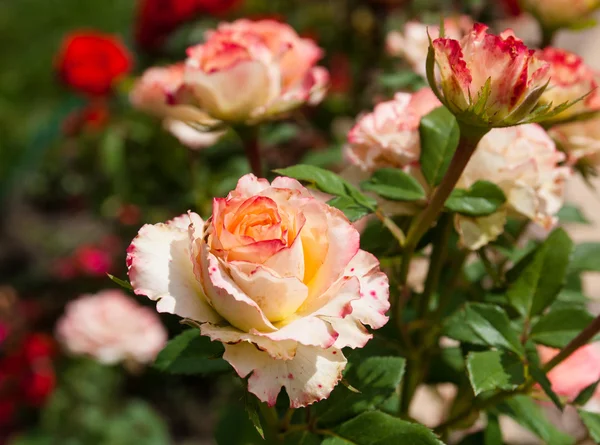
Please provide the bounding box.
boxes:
[127,214,221,323]
[455,211,507,250]
[223,342,347,408]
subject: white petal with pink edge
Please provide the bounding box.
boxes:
[223,342,347,407]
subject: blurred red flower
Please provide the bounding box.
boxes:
[57,32,132,96]
[135,0,242,50]
[63,101,111,136]
[73,245,113,277]
[502,0,522,16]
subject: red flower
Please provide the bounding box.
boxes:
[73,245,113,277]
[135,0,242,50]
[501,0,522,16]
[57,32,132,96]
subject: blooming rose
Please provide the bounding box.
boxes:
[174,19,328,124]
[536,48,600,122]
[346,88,441,172]
[550,117,600,165]
[127,174,390,407]
[56,32,132,97]
[538,344,600,401]
[56,290,167,366]
[456,124,570,249]
[520,0,600,31]
[386,16,473,78]
[431,24,550,126]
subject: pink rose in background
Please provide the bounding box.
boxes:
[386,16,473,78]
[56,290,167,366]
[536,48,600,122]
[538,344,600,401]
[520,0,600,31]
[550,117,600,165]
[127,174,389,407]
[346,88,441,172]
[456,124,570,249]
[73,245,113,277]
[432,24,550,126]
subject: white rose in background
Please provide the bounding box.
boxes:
[550,117,600,165]
[520,0,600,31]
[56,290,167,367]
[456,124,571,250]
[127,174,390,407]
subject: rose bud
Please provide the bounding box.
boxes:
[386,16,473,78]
[56,32,132,97]
[536,48,600,123]
[127,174,390,407]
[455,124,570,249]
[173,19,329,125]
[520,0,600,32]
[550,117,600,166]
[429,24,551,127]
[56,290,167,366]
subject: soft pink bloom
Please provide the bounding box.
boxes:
[432,24,550,126]
[346,88,441,172]
[127,174,389,407]
[537,48,600,122]
[550,117,600,165]
[456,124,570,249]
[177,19,328,123]
[386,16,473,78]
[56,290,167,366]
[520,0,600,31]
[539,344,600,401]
[73,245,113,277]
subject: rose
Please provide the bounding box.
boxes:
[431,24,550,127]
[455,124,570,249]
[130,64,225,148]
[135,0,242,50]
[174,19,328,124]
[56,290,167,366]
[346,88,441,173]
[386,16,473,78]
[56,32,132,97]
[127,174,390,407]
[536,47,600,122]
[520,0,600,31]
[550,117,600,165]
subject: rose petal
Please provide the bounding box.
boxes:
[223,342,346,408]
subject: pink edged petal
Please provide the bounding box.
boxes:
[223,342,347,408]
[432,38,471,111]
[327,316,372,349]
[270,176,311,195]
[163,119,225,150]
[230,173,271,199]
[196,242,277,333]
[126,216,221,323]
[200,323,297,360]
[227,261,308,322]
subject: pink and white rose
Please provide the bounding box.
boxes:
[431,24,550,126]
[127,174,390,407]
[536,47,600,122]
[550,117,600,165]
[520,0,600,31]
[386,16,473,78]
[456,124,570,249]
[55,290,167,366]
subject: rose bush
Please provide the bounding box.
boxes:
[56,290,167,366]
[127,174,390,407]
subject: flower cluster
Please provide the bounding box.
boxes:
[127,174,389,407]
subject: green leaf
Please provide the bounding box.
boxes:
[107,274,133,291]
[153,329,229,375]
[569,243,600,273]
[321,411,445,445]
[378,71,427,92]
[444,303,525,357]
[506,228,573,319]
[215,405,263,445]
[328,196,371,222]
[484,414,503,445]
[445,181,506,216]
[419,106,460,186]
[578,410,600,442]
[274,164,376,210]
[301,145,343,168]
[529,363,563,410]
[361,168,426,202]
[557,204,589,224]
[530,306,594,348]
[245,393,264,440]
[285,431,323,445]
[466,350,525,396]
[105,400,171,445]
[499,396,574,445]
[317,357,406,426]
[574,379,600,406]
